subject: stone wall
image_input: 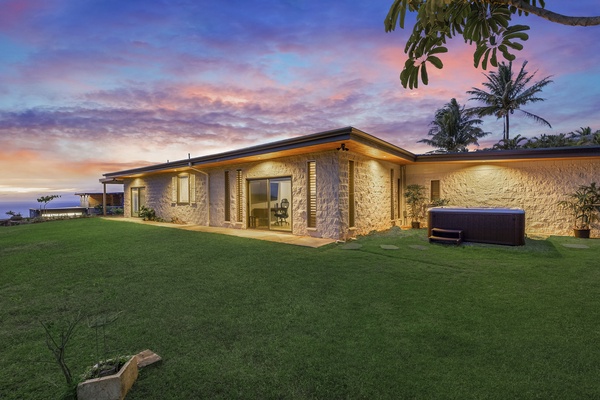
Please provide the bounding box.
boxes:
[123,174,208,224]
[122,150,402,240]
[345,153,402,237]
[405,158,600,237]
[204,151,344,239]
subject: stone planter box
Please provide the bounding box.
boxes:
[77,356,138,400]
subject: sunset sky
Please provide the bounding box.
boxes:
[1,0,599,203]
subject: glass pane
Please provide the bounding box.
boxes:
[179,175,189,203]
[139,187,145,209]
[131,188,139,217]
[248,180,269,229]
[270,178,292,232]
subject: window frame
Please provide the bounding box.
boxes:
[172,173,195,205]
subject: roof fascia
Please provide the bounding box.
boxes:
[415,146,600,163]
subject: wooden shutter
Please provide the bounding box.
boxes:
[307,161,316,228]
[236,170,243,222]
[190,174,196,203]
[390,169,395,220]
[172,176,177,203]
[224,171,231,221]
[348,161,355,227]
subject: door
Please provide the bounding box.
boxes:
[247,178,291,231]
[248,180,268,229]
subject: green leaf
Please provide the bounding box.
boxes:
[429,46,448,55]
[421,62,429,85]
[428,55,444,69]
[473,45,487,68]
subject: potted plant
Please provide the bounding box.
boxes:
[557,182,600,238]
[77,312,138,400]
[41,311,138,400]
[404,184,427,229]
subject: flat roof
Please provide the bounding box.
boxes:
[101,126,600,180]
[102,127,416,180]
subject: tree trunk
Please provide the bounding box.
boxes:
[504,113,510,141]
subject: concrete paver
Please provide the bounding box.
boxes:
[102,217,335,248]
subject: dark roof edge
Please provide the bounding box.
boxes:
[103,127,416,178]
[349,127,417,161]
[415,146,600,162]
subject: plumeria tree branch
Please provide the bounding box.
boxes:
[385,0,600,88]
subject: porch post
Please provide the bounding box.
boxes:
[103,183,107,216]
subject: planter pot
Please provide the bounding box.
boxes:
[411,221,421,229]
[77,356,138,400]
[573,228,591,239]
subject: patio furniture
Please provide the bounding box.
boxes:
[274,199,289,225]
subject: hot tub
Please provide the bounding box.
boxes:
[427,207,525,246]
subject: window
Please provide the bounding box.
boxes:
[224,171,231,221]
[349,160,355,227]
[390,169,395,220]
[179,175,189,203]
[307,161,316,228]
[236,169,243,222]
[172,174,195,204]
[431,180,440,201]
[131,187,145,217]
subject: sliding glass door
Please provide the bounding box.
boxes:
[248,177,291,232]
[131,187,146,217]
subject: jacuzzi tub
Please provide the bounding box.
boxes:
[427,207,525,246]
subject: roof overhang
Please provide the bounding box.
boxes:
[102,127,417,180]
[101,126,600,181]
[415,146,600,163]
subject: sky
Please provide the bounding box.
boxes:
[1,0,599,203]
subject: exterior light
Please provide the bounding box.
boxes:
[337,143,349,151]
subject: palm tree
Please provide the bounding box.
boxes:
[492,134,528,150]
[524,133,572,149]
[570,126,600,145]
[467,61,553,141]
[419,98,489,153]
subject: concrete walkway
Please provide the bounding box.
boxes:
[103,217,336,248]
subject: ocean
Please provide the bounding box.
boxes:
[0,199,82,219]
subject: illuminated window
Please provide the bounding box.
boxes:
[179,175,189,203]
[431,180,440,201]
[307,161,316,228]
[172,174,195,204]
[224,171,231,221]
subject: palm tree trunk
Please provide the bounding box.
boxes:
[504,114,510,141]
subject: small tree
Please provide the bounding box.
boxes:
[404,184,427,227]
[37,195,61,210]
[557,182,600,231]
[40,312,84,387]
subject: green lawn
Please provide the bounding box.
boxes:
[1,218,599,399]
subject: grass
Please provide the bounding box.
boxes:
[1,218,599,399]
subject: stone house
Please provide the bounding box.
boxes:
[101,127,600,240]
